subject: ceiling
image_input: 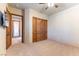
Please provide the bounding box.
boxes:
[9,3,78,16]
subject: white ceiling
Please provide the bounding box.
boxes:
[9,3,78,16]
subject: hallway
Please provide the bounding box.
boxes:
[6,40,79,56]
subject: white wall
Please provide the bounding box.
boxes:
[24,8,48,43]
[0,3,6,55]
[48,4,79,47]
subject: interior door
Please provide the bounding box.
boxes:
[32,17,48,42]
[6,9,12,49]
[41,20,45,40]
[32,17,37,42]
[44,20,47,39]
[37,18,42,41]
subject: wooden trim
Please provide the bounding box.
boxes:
[10,13,23,17]
[10,12,24,43]
[22,10,25,43]
[6,9,12,49]
[6,8,10,14]
[33,16,47,20]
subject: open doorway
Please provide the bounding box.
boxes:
[12,15,22,45]
[6,9,24,49]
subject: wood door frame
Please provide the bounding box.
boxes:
[11,14,24,43]
[6,9,12,49]
[6,9,24,49]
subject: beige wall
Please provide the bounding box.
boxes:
[48,4,79,47]
[24,8,48,43]
[24,9,29,43]
[7,5,22,15]
[0,3,6,55]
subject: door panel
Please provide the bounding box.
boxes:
[37,19,41,33]
[6,10,12,49]
[44,20,47,39]
[37,19,41,41]
[40,20,44,40]
[33,17,37,33]
[32,17,37,42]
[37,34,41,41]
[33,33,37,42]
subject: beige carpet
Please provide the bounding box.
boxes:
[6,40,79,56]
[12,37,22,45]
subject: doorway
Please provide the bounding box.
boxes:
[6,9,24,49]
[12,15,22,45]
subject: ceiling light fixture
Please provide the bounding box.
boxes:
[48,3,54,7]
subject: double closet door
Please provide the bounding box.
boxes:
[32,17,47,42]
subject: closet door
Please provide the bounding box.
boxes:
[41,20,45,40]
[44,20,47,39]
[32,17,37,42]
[32,17,48,42]
[40,20,48,40]
[37,18,42,41]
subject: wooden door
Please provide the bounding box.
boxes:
[40,20,48,40]
[37,18,42,41]
[41,20,45,40]
[32,17,37,42]
[6,10,12,49]
[44,20,47,39]
[32,17,48,42]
